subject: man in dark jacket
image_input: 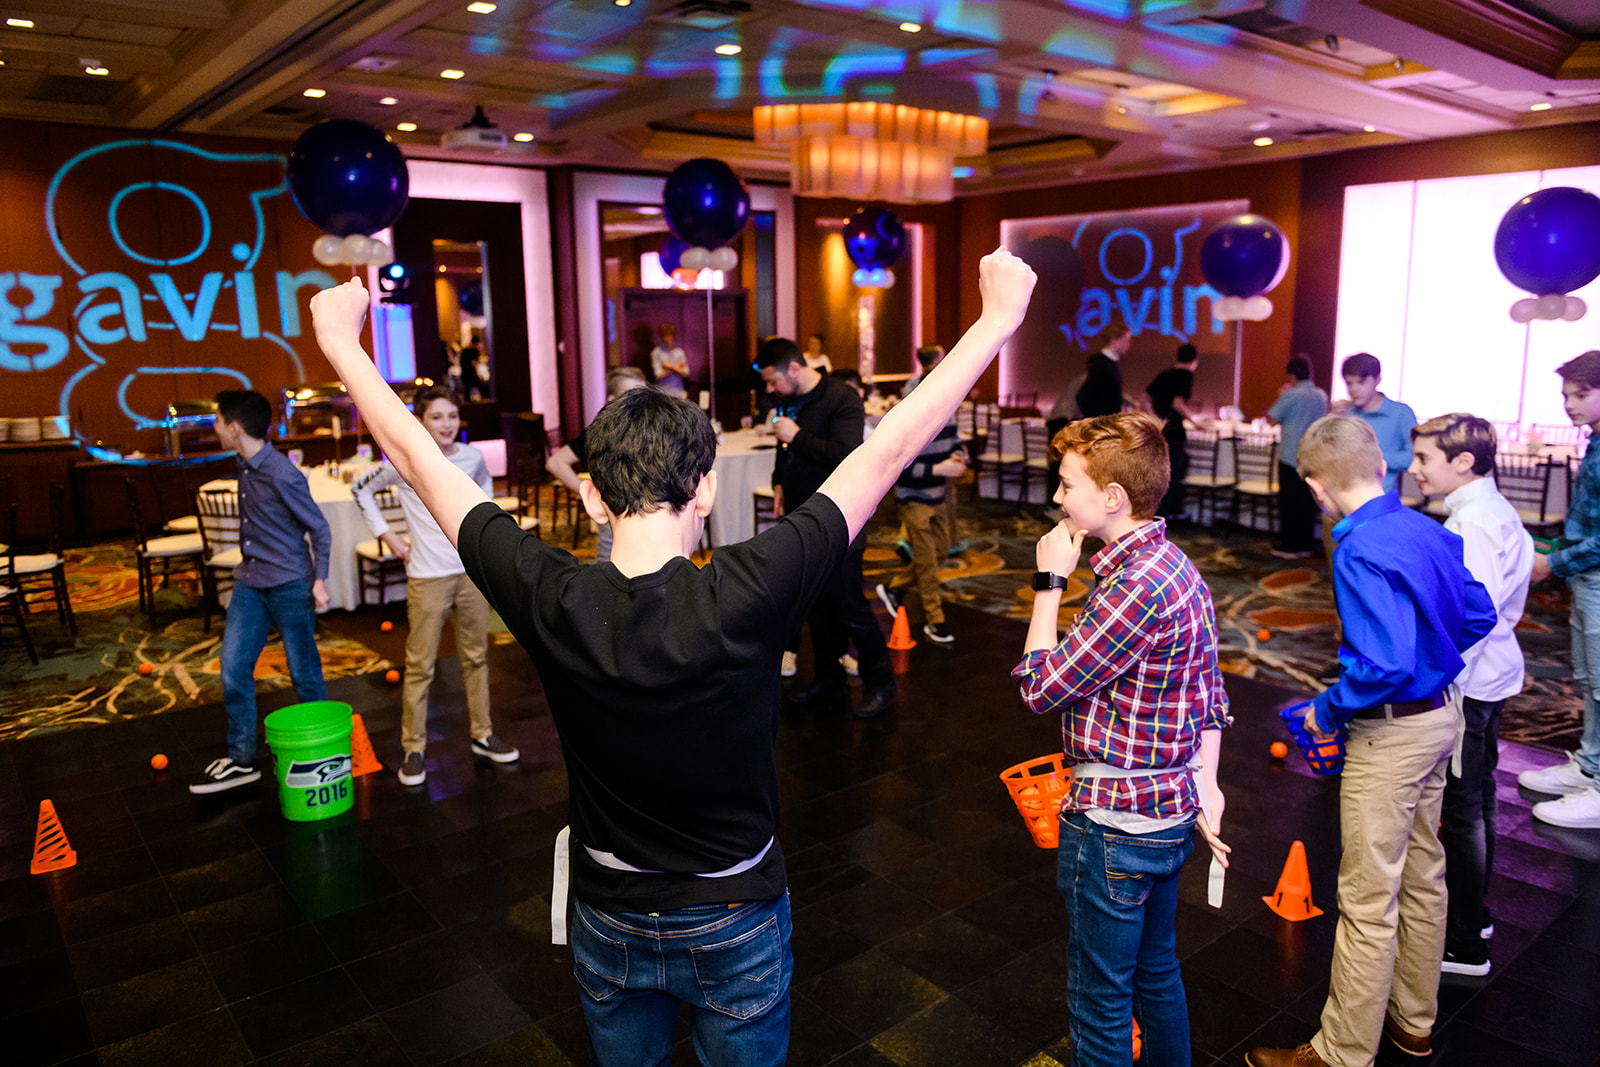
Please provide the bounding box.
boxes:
[1077,322,1131,418]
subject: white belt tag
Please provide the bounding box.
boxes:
[551,825,571,945]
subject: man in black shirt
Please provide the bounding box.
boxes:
[1077,321,1131,418]
[308,249,1038,1067]
[1146,342,1198,518]
[757,337,897,717]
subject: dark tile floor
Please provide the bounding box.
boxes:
[3,601,1598,1066]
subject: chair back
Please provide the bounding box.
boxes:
[1235,432,1278,490]
[1530,423,1588,450]
[1022,418,1052,464]
[1493,454,1560,526]
[194,488,241,559]
[372,487,408,538]
[1187,428,1224,480]
[124,477,154,550]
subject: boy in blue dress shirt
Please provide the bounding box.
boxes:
[1248,415,1494,1067]
[191,390,331,794]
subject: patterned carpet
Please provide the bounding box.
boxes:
[2,490,1583,752]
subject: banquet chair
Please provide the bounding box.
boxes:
[1181,429,1234,525]
[154,463,200,535]
[1529,423,1588,450]
[356,487,409,608]
[1019,418,1055,508]
[1,483,77,635]
[194,487,242,633]
[0,505,37,664]
[752,485,779,537]
[1493,454,1565,538]
[1230,432,1278,532]
[126,477,201,622]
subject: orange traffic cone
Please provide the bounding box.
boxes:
[30,799,77,875]
[1263,839,1323,920]
[887,606,917,650]
[350,713,382,777]
[1132,1017,1142,1061]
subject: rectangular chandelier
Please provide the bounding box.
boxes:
[754,103,987,203]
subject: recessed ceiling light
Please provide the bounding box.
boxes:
[438,265,447,273]
[614,0,632,6]
[1530,101,1552,111]
[5,18,33,29]
[379,96,398,106]
[303,88,326,98]
[1253,136,1274,147]
[900,22,922,33]
[396,122,418,132]
[714,43,741,56]
[467,1,497,11]
[85,66,110,77]
[440,68,465,80]
[1362,124,1376,132]
[513,132,535,142]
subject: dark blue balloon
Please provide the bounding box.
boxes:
[659,233,690,274]
[844,207,906,270]
[1494,186,1600,296]
[1200,214,1289,298]
[662,158,750,249]
[288,120,410,237]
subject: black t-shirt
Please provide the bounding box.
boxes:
[567,428,589,463]
[1146,367,1193,439]
[457,494,850,911]
[772,374,865,510]
[1077,353,1124,418]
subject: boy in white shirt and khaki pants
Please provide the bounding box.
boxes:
[1409,413,1534,977]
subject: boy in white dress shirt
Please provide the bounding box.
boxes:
[1409,413,1533,977]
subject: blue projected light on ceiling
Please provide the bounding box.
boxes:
[821,49,907,96]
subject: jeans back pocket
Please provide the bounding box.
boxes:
[572,906,630,1001]
[691,914,787,1020]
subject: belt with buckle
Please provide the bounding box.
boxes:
[1353,694,1446,720]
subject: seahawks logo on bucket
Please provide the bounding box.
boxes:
[285,754,352,789]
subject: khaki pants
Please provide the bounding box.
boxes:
[1312,705,1458,1067]
[890,499,950,625]
[401,572,492,753]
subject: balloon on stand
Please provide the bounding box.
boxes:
[1510,298,1539,323]
[1200,214,1290,302]
[1564,296,1588,322]
[681,247,711,271]
[288,119,410,236]
[1494,186,1600,298]
[312,234,346,265]
[1212,296,1246,321]
[709,246,739,272]
[1242,295,1273,321]
[366,239,394,266]
[852,267,871,288]
[662,159,750,250]
[844,207,906,270]
[659,234,690,274]
[341,234,374,264]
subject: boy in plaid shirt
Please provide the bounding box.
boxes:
[1014,411,1231,1067]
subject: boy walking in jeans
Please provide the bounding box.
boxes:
[191,390,331,794]
[1409,414,1533,975]
[1014,411,1231,1067]
[1524,350,1600,828]
[1248,416,1494,1067]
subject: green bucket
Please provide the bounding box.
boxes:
[264,701,355,822]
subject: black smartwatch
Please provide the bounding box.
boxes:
[1031,571,1071,592]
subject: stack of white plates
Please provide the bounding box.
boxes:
[9,417,40,442]
[40,415,68,440]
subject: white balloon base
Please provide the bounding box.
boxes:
[1510,294,1586,322]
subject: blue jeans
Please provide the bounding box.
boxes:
[220,577,326,766]
[1568,572,1600,778]
[1059,812,1196,1067]
[571,893,791,1067]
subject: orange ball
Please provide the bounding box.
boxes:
[151,753,168,771]
[380,620,394,632]
[1270,741,1289,759]
[138,661,153,675]
[385,668,401,684]
[1257,628,1271,642]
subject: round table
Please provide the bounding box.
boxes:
[708,429,778,547]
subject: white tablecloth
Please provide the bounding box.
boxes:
[708,429,778,547]
[202,461,379,611]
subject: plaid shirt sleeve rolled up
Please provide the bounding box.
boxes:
[1550,444,1600,580]
[1012,522,1231,818]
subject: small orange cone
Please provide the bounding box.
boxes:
[1132,1018,1142,1061]
[30,799,77,875]
[350,713,382,777]
[1263,839,1323,920]
[887,606,917,650]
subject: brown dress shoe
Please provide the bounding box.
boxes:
[1383,1013,1432,1057]
[1244,1044,1327,1067]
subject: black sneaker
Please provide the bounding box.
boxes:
[189,757,260,794]
[1441,948,1491,977]
[875,583,902,617]
[853,682,898,719]
[922,621,954,645]
[471,735,520,763]
[398,751,426,786]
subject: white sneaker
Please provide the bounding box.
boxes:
[781,650,797,678]
[1518,754,1595,797]
[839,653,859,677]
[1532,788,1600,829]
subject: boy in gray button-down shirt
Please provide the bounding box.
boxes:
[190,390,331,794]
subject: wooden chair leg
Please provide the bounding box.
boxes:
[8,593,37,664]
[55,569,76,635]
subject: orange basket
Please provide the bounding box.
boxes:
[999,753,1071,848]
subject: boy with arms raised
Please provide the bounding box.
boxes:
[1014,411,1231,1067]
[1248,416,1494,1067]
[1409,414,1532,974]
[310,250,1037,1066]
